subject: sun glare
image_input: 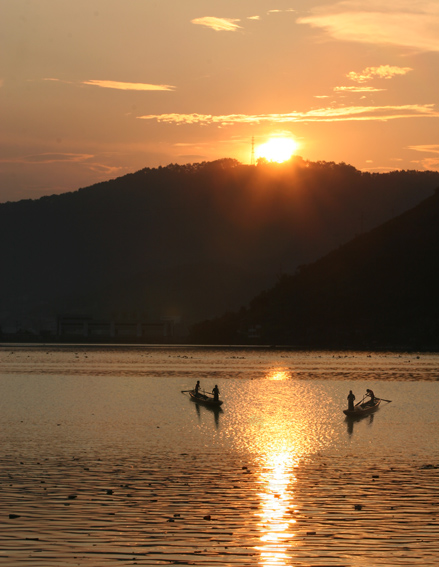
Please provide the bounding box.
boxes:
[255,137,299,163]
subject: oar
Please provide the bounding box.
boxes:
[379,398,392,403]
[181,389,193,393]
[355,395,366,407]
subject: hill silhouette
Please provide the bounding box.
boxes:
[1,157,439,341]
[191,187,439,350]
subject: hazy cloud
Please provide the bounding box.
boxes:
[361,165,403,172]
[334,86,385,92]
[409,150,439,170]
[43,78,73,84]
[177,154,207,161]
[139,104,439,125]
[82,80,175,91]
[347,65,413,83]
[0,153,123,177]
[43,78,175,91]
[418,158,439,170]
[268,9,296,14]
[297,0,439,52]
[191,17,241,31]
[407,144,439,154]
[0,153,94,164]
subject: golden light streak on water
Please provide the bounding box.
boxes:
[248,374,329,565]
[267,369,291,381]
[228,378,337,459]
[256,451,298,566]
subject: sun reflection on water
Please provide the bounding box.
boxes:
[229,377,337,566]
[256,451,298,566]
[266,370,291,381]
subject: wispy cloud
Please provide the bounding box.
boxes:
[191,17,241,31]
[138,104,439,125]
[82,80,175,91]
[0,153,94,164]
[408,148,439,170]
[332,65,412,96]
[404,145,439,171]
[361,165,404,172]
[407,144,439,154]
[416,158,439,170]
[347,65,413,83]
[268,9,296,15]
[43,78,73,84]
[43,78,175,91]
[334,86,385,92]
[297,0,439,52]
[0,153,123,175]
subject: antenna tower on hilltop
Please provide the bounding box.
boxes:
[251,136,255,165]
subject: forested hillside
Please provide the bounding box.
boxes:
[1,157,438,339]
[191,187,439,349]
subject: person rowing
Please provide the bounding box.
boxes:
[194,380,201,396]
[366,388,376,403]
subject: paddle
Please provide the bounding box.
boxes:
[379,398,392,403]
[354,395,366,407]
[181,390,193,393]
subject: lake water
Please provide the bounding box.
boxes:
[1,345,438,566]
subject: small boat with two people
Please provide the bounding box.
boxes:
[343,388,389,418]
[183,381,224,407]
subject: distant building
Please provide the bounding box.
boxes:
[1,316,58,338]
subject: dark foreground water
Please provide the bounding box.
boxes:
[0,345,438,566]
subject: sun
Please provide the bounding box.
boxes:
[255,137,299,163]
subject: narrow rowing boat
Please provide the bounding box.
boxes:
[343,398,381,417]
[189,390,223,407]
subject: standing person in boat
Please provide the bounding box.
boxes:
[347,390,356,411]
[366,388,375,403]
[212,384,220,402]
[194,380,201,396]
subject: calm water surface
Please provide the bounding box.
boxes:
[0,345,438,566]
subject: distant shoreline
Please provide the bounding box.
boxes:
[1,339,438,354]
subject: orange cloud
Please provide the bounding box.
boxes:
[0,153,123,175]
[415,158,439,171]
[268,9,296,15]
[0,153,94,164]
[82,80,175,91]
[43,78,175,91]
[42,78,73,84]
[191,17,241,31]
[347,65,413,83]
[334,86,385,92]
[407,144,439,154]
[138,104,439,125]
[297,0,439,52]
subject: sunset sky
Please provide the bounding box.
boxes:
[1,0,439,202]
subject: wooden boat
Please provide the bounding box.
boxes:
[189,390,223,407]
[343,398,381,417]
